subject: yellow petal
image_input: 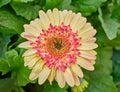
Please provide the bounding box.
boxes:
[56,70,65,88]
[79,30,97,40]
[70,13,81,31]
[64,10,75,25]
[28,57,40,68]
[80,51,96,60]
[71,64,83,78]
[24,24,40,37]
[77,57,94,70]
[73,17,87,32]
[21,32,37,42]
[72,73,80,86]
[79,43,98,50]
[30,18,42,34]
[18,41,32,49]
[23,49,37,56]
[38,66,51,85]
[78,23,93,35]
[81,38,96,43]
[64,68,74,87]
[60,10,68,24]
[24,54,36,66]
[39,10,50,30]
[29,61,44,80]
[46,9,55,25]
[53,8,60,26]
[48,67,56,85]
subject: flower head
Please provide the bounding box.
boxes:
[18,8,98,88]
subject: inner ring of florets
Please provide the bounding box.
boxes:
[34,23,81,72]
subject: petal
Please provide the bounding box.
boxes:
[30,19,42,33]
[64,10,75,25]
[21,32,37,42]
[39,10,50,30]
[48,67,56,85]
[56,70,65,88]
[29,61,44,80]
[18,41,32,49]
[81,38,96,43]
[24,24,40,37]
[70,13,81,31]
[38,66,51,85]
[80,51,96,60]
[79,29,97,40]
[64,68,74,87]
[73,17,87,32]
[24,54,36,64]
[71,64,83,78]
[53,8,60,26]
[79,43,98,50]
[78,23,93,35]
[23,49,37,56]
[46,9,55,25]
[72,73,80,86]
[77,57,94,70]
[27,56,40,68]
[60,10,68,24]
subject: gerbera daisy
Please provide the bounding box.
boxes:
[18,8,98,88]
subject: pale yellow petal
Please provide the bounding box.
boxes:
[81,38,96,43]
[64,10,75,25]
[73,17,87,32]
[38,66,51,85]
[24,54,36,64]
[72,73,80,86]
[79,29,96,40]
[71,64,83,78]
[21,32,37,42]
[70,13,81,31]
[78,23,93,35]
[46,9,54,25]
[56,70,65,88]
[27,56,40,68]
[18,41,32,49]
[79,43,98,50]
[30,18,42,34]
[23,49,37,56]
[48,67,56,85]
[39,10,50,29]
[80,51,96,60]
[53,8,60,26]
[77,57,94,70]
[29,61,44,80]
[64,68,74,87]
[60,10,68,24]
[24,24,40,37]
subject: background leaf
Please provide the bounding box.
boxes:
[11,2,41,20]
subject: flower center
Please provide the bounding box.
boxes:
[33,23,81,72]
[53,38,63,50]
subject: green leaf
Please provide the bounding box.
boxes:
[112,50,120,84]
[12,0,34,3]
[0,9,25,34]
[44,0,63,10]
[43,81,68,92]
[0,59,10,75]
[11,2,41,20]
[72,0,106,16]
[0,0,11,8]
[84,47,117,92]
[0,78,14,92]
[0,49,34,86]
[0,33,11,58]
[98,8,120,40]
